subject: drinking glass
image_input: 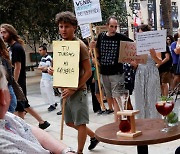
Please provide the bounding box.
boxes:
[113,87,131,132]
[155,99,174,132]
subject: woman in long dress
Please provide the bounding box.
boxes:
[131,24,161,119]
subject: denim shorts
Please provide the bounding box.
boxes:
[64,90,89,126]
[8,85,17,113]
[101,73,125,98]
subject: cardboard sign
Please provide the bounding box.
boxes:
[79,24,91,38]
[119,41,148,64]
[95,25,107,35]
[53,41,80,88]
[73,0,102,25]
[136,30,167,55]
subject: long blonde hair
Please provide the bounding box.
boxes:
[0,23,24,45]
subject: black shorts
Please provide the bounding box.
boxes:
[172,64,178,75]
[15,100,30,112]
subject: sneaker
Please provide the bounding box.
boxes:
[48,105,56,112]
[97,110,106,115]
[54,103,58,107]
[57,111,62,115]
[105,109,114,114]
[88,137,99,150]
[39,121,50,129]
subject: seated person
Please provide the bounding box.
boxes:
[0,65,75,154]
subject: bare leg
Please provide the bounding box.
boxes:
[113,98,120,122]
[161,83,169,96]
[106,97,114,111]
[77,124,87,153]
[67,123,96,153]
[172,75,180,90]
[25,107,44,124]
[14,111,25,119]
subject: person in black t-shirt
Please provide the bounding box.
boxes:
[150,44,173,96]
[0,24,50,129]
[91,16,133,122]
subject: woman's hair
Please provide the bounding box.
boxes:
[0,65,8,90]
[174,33,179,42]
[0,37,11,63]
[55,11,78,27]
[167,35,174,44]
[137,24,151,32]
[0,24,24,45]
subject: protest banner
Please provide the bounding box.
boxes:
[119,41,147,64]
[73,0,102,25]
[53,41,80,88]
[136,29,166,55]
[95,25,107,35]
[79,24,91,38]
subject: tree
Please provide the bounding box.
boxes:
[100,0,128,27]
[160,0,173,35]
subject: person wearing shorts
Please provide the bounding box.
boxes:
[0,24,50,130]
[93,16,133,122]
[54,11,99,154]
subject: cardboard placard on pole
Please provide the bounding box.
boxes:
[95,25,107,36]
[79,24,91,39]
[53,41,80,88]
[118,41,148,64]
[53,41,80,140]
[136,30,167,55]
[73,0,102,25]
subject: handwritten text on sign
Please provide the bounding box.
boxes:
[53,41,80,88]
[118,41,148,64]
[80,24,91,38]
[73,0,102,25]
[136,30,166,55]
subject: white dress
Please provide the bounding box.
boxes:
[134,55,161,119]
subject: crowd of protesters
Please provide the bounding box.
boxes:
[0,10,179,154]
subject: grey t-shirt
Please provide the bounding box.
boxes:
[0,112,50,154]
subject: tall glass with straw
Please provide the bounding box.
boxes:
[113,82,131,132]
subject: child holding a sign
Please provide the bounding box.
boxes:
[54,11,99,154]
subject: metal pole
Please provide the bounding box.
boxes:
[153,0,157,30]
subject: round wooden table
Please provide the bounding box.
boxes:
[95,119,180,154]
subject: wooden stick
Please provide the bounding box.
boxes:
[60,98,66,140]
[89,24,106,110]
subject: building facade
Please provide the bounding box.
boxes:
[126,0,180,39]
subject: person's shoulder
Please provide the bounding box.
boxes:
[12,42,23,48]
[78,38,88,50]
[5,112,17,121]
[11,42,24,52]
[46,54,52,59]
[116,33,133,42]
[171,41,176,46]
[116,33,127,38]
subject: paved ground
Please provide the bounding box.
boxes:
[25,73,179,154]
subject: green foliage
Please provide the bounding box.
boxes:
[167,111,178,124]
[0,0,127,43]
[160,96,173,101]
[99,0,127,27]
[0,0,74,44]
